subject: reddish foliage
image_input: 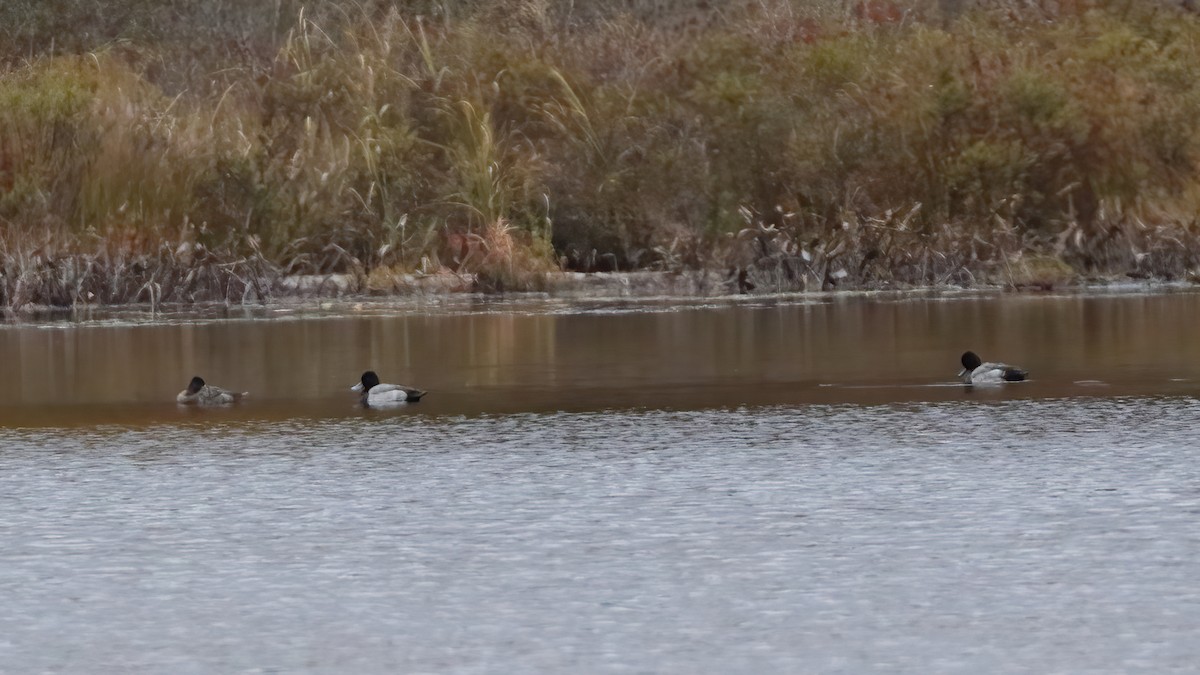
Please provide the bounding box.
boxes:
[852,0,906,24]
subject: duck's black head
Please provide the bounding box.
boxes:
[186,376,206,394]
[961,351,982,370]
[360,371,380,392]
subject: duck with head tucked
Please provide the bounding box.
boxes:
[177,376,248,405]
[352,370,426,407]
[958,351,1028,384]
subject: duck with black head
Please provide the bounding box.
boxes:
[958,351,1028,384]
[351,370,426,407]
[176,376,248,405]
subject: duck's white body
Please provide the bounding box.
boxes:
[960,363,1017,384]
[353,382,423,405]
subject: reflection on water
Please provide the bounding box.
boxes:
[1,400,1199,672]
[2,290,1200,425]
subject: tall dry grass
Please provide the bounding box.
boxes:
[3,0,1200,308]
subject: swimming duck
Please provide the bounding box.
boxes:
[958,351,1028,384]
[351,370,426,406]
[177,376,248,405]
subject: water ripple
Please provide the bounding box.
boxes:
[1,398,1199,673]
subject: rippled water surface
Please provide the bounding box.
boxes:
[2,291,1200,672]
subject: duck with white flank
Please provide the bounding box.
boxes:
[958,351,1028,384]
[177,376,248,405]
[351,370,426,407]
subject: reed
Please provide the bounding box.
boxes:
[2,0,1200,309]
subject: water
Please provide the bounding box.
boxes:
[3,289,1200,423]
[2,290,1200,672]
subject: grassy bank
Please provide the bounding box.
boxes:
[2,0,1200,309]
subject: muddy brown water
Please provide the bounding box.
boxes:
[2,289,1200,672]
[2,289,1199,425]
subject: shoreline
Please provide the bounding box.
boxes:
[5,271,1200,323]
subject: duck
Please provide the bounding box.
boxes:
[958,351,1028,384]
[351,370,426,406]
[177,376,248,405]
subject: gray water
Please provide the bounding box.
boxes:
[3,291,1200,672]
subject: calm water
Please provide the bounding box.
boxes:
[2,290,1200,672]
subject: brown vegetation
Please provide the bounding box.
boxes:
[3,0,1200,309]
